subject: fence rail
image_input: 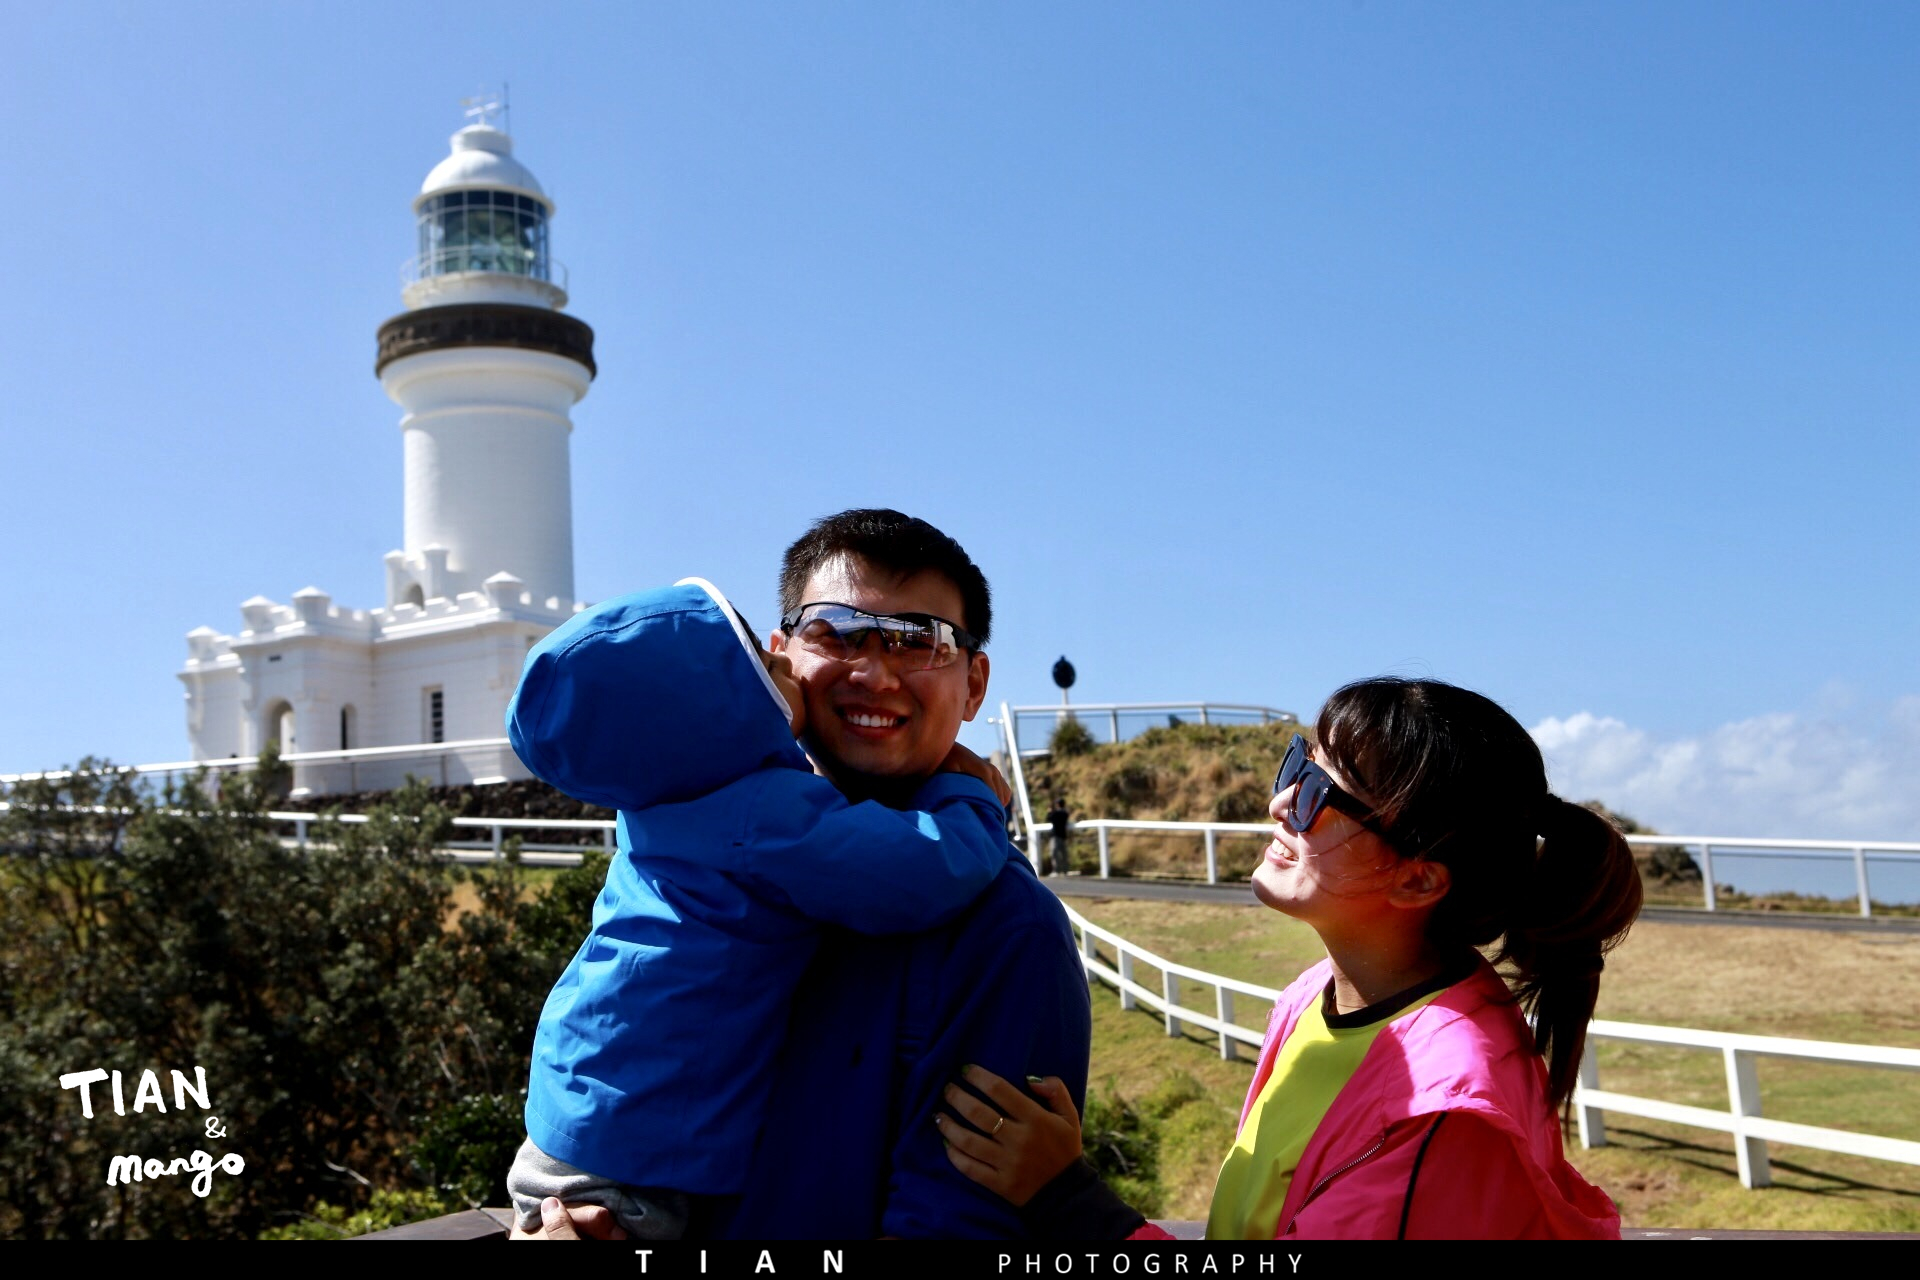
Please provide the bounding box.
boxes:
[0,737,519,789]
[1574,1021,1920,1188]
[0,802,609,868]
[1060,901,1920,1188]
[1004,700,1297,757]
[1064,901,1280,1061]
[1028,819,1920,913]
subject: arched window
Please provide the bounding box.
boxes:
[340,705,356,751]
[262,699,295,755]
[403,582,425,609]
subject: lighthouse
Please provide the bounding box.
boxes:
[377,109,594,612]
[178,104,594,795]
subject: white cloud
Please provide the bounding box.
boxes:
[1530,701,1920,843]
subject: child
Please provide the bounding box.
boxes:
[504,578,1013,1239]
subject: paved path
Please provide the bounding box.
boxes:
[1041,875,1920,935]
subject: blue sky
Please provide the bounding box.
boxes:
[3,2,1915,840]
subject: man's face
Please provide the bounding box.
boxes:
[770,554,990,786]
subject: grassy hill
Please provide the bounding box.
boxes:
[1023,721,1300,880]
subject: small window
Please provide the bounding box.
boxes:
[425,688,445,744]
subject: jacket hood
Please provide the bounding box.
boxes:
[507,579,807,809]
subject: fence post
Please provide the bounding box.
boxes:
[1854,847,1872,918]
[1724,1047,1771,1188]
[1118,951,1136,1011]
[1216,986,1236,1061]
[1163,970,1182,1038]
[603,825,615,856]
[1204,829,1218,884]
[295,818,308,850]
[1109,708,1120,743]
[1097,825,1111,878]
[1700,844,1717,912]
[491,823,503,858]
[1575,1039,1607,1148]
[1198,705,1210,726]
[439,752,449,787]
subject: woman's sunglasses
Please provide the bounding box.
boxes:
[1271,735,1393,840]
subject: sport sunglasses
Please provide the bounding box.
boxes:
[778,602,980,671]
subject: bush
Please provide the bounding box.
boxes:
[1050,716,1096,758]
[1101,764,1157,809]
[0,757,601,1239]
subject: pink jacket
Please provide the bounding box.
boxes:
[1235,958,1621,1240]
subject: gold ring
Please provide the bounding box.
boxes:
[991,1115,1005,1137]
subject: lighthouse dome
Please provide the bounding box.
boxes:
[402,123,565,310]
[414,125,553,212]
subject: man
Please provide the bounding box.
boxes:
[722,509,1091,1238]
[1045,796,1072,877]
[526,509,1092,1240]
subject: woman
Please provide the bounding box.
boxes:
[938,677,1642,1239]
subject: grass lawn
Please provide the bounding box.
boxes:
[1071,895,1920,1232]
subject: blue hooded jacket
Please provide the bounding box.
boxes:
[510,579,1011,1194]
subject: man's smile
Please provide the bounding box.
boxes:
[839,707,909,733]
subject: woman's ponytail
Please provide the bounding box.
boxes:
[1495,795,1643,1109]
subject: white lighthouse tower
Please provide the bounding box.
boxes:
[378,105,594,612]
[178,103,595,794]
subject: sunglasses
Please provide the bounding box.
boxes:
[778,602,980,672]
[1271,735,1393,840]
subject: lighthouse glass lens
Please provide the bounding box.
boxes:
[418,191,549,280]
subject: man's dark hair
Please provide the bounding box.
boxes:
[779,508,993,645]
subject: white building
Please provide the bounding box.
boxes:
[178,110,595,795]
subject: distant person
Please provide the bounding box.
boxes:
[504,577,1015,1239]
[942,678,1643,1240]
[1045,796,1072,876]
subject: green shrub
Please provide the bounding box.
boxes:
[0,757,602,1240]
[259,1189,452,1240]
[1051,717,1097,758]
[1102,763,1157,809]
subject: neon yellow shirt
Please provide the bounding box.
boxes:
[1205,982,1447,1240]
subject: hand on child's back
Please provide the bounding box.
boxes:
[939,743,1014,808]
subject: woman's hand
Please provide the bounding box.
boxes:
[508,1197,628,1241]
[936,1065,1082,1206]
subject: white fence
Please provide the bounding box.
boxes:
[1575,1021,1920,1189]
[273,811,612,866]
[1027,818,1920,917]
[0,737,527,798]
[1061,901,1920,1189]
[0,802,610,869]
[1068,901,1280,1061]
[1004,701,1296,760]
